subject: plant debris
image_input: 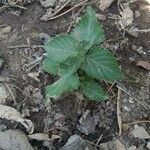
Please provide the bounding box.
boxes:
[0,105,34,134]
[99,0,115,11]
[118,6,134,29]
[137,60,150,70]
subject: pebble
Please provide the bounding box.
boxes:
[0,26,12,40]
[77,110,98,135]
[147,142,150,150]
[39,33,50,43]
[135,10,140,18]
[0,130,33,150]
[40,0,56,8]
[127,27,139,38]
[96,14,106,20]
[128,97,134,104]
[123,106,131,111]
[132,125,150,139]
[0,124,7,131]
[99,139,126,150]
[60,134,96,150]
[0,59,4,68]
[128,146,137,150]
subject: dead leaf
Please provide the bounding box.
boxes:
[0,105,34,134]
[138,0,150,6]
[28,133,50,141]
[137,0,150,22]
[51,134,61,141]
[28,133,61,142]
[99,0,115,11]
[119,6,134,29]
[137,61,150,70]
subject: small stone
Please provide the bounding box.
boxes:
[129,56,136,62]
[54,113,65,121]
[40,0,56,8]
[143,114,148,118]
[128,146,137,150]
[99,0,115,11]
[0,59,4,68]
[147,142,150,150]
[60,135,96,150]
[132,125,150,139]
[136,47,146,55]
[129,97,134,103]
[127,27,139,38]
[99,139,126,150]
[134,10,140,18]
[39,33,50,43]
[0,26,12,40]
[31,108,39,112]
[115,140,126,150]
[96,14,106,20]
[132,44,138,51]
[77,110,98,135]
[0,130,33,150]
[22,108,30,117]
[0,124,7,131]
[123,106,131,111]
[43,140,51,147]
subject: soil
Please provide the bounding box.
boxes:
[0,0,150,150]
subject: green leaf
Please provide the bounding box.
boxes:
[46,73,80,98]
[82,46,123,81]
[81,80,107,101]
[44,34,78,63]
[72,7,104,49]
[42,57,59,75]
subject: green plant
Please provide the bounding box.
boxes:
[42,7,123,101]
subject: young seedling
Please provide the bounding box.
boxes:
[42,7,123,102]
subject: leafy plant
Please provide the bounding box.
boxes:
[42,7,123,102]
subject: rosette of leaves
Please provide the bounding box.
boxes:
[43,7,123,101]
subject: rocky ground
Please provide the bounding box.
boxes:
[0,0,150,150]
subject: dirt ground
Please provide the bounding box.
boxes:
[0,0,150,150]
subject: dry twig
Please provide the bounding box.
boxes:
[122,120,150,130]
[117,88,122,136]
[66,6,85,33]
[132,28,150,32]
[95,134,103,148]
[0,6,8,14]
[105,81,116,95]
[7,45,43,49]
[124,120,150,126]
[46,0,88,21]
[7,3,27,9]
[47,0,71,19]
[26,54,46,72]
